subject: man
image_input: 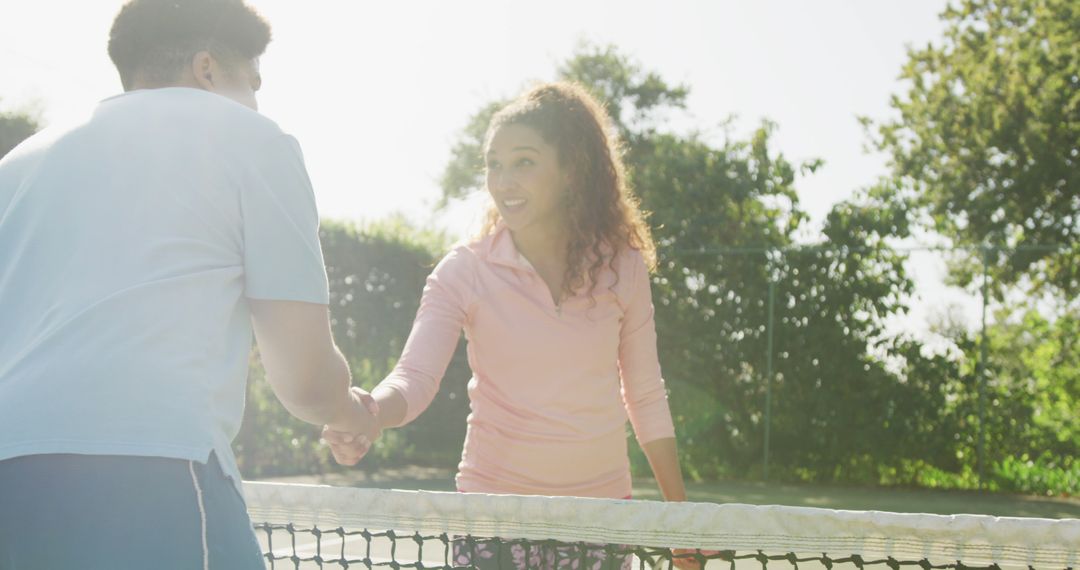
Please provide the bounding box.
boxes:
[0,1,376,568]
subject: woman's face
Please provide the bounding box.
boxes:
[485,123,569,235]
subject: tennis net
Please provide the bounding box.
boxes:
[242,482,1078,570]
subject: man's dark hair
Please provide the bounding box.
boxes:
[108,0,271,91]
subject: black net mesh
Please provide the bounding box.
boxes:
[254,523,1059,570]
[243,483,1077,570]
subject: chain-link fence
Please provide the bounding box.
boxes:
[236,228,1078,494]
[650,243,1076,493]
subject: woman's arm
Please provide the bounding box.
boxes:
[641,437,688,502]
[374,249,474,427]
[617,251,683,496]
[644,440,712,569]
[370,384,408,430]
[323,248,474,462]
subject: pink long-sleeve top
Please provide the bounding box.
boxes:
[378,225,675,498]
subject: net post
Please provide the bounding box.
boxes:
[977,245,990,490]
[764,272,776,482]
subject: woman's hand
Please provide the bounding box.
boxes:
[671,548,721,570]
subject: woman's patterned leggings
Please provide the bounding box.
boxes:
[452,537,634,570]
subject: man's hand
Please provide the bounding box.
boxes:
[322,387,381,466]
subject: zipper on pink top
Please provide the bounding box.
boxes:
[517,253,564,318]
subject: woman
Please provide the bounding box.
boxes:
[327,82,692,569]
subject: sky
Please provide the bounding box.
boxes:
[1,0,985,343]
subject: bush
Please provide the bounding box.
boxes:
[234,219,471,478]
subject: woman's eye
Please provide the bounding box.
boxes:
[516,158,534,168]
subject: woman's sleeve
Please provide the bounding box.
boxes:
[376,248,474,426]
[618,251,677,445]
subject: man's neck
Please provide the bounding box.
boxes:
[128,70,202,92]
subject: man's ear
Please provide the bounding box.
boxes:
[192,51,216,90]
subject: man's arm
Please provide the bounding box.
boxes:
[248,299,375,437]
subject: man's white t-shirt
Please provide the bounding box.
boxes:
[0,87,330,488]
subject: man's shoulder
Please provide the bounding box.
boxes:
[108,88,287,144]
[0,118,80,174]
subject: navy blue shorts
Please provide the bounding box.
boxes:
[0,452,265,570]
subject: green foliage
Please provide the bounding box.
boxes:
[438,43,690,203]
[233,38,1076,497]
[868,0,1080,297]
[438,43,941,485]
[634,129,803,477]
[440,101,505,204]
[321,218,473,468]
[859,0,1080,494]
[233,351,334,478]
[432,42,1077,496]
[0,106,40,159]
[877,303,1080,496]
[959,307,1079,490]
[762,186,940,480]
[992,453,1079,496]
[320,216,448,380]
[234,219,471,477]
[556,42,689,141]
[878,454,1079,497]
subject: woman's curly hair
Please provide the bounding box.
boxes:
[481,82,657,296]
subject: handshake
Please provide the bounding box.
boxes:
[321,386,382,466]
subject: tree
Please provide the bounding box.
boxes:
[320,218,473,467]
[963,306,1079,494]
[234,219,472,477]
[903,304,1080,496]
[439,43,690,203]
[438,44,936,483]
[0,106,40,159]
[868,0,1079,298]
